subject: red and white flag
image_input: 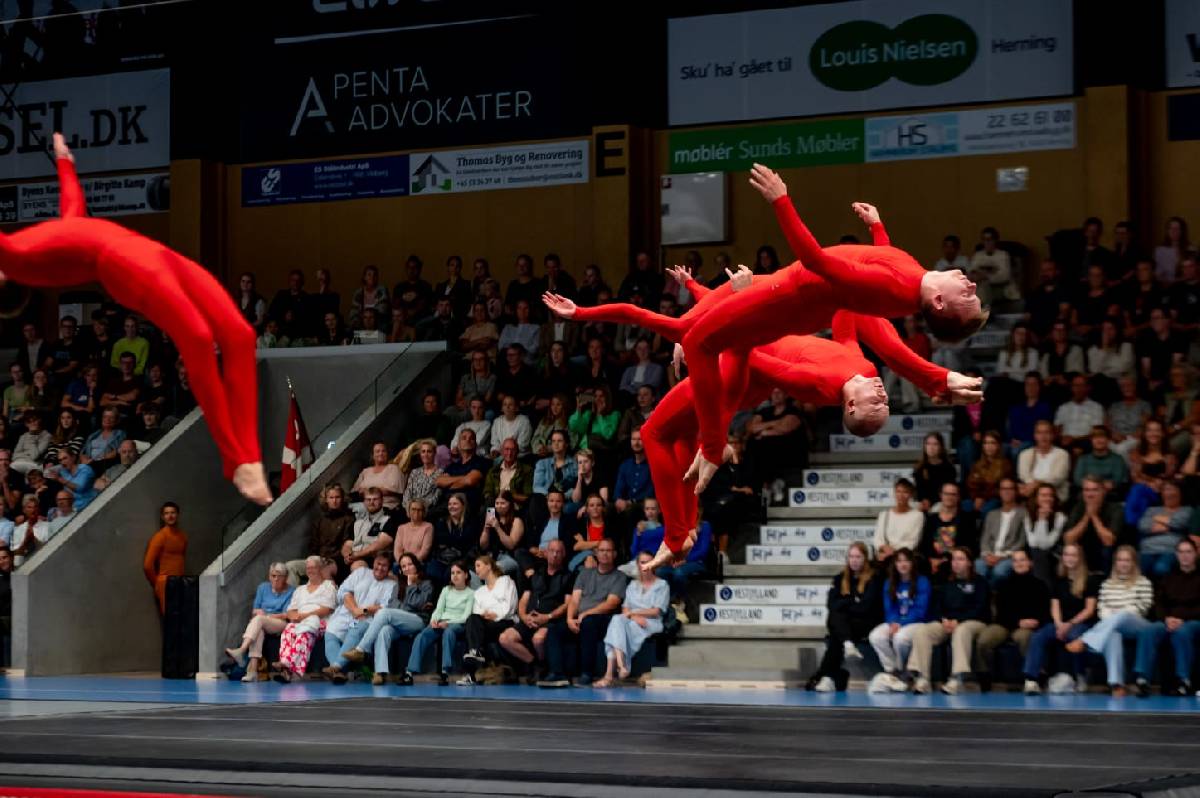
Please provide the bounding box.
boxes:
[280,386,313,493]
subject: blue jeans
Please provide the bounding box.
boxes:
[324,622,369,670]
[357,608,427,674]
[1082,611,1155,685]
[655,561,706,600]
[975,557,1014,586]
[1023,621,1090,679]
[1139,551,1177,581]
[406,623,464,674]
[1136,620,1200,683]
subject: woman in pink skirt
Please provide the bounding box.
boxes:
[273,556,337,683]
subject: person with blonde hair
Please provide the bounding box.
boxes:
[457,554,518,685]
[1066,545,1154,695]
[806,541,880,692]
[399,439,443,511]
[1022,542,1098,694]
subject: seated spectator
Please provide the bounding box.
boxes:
[318,311,351,346]
[495,345,538,414]
[0,450,24,513]
[11,412,50,474]
[539,323,581,387]
[94,440,139,491]
[1024,483,1067,584]
[596,552,668,687]
[435,255,473,318]
[746,388,806,504]
[395,256,432,322]
[654,519,712,622]
[481,278,504,322]
[622,498,665,578]
[1133,538,1200,697]
[1022,542,1098,694]
[613,428,653,515]
[1170,255,1200,335]
[142,503,187,615]
[523,489,576,576]
[935,234,969,272]
[55,446,97,513]
[702,434,758,554]
[388,307,417,345]
[966,431,1014,515]
[535,351,576,418]
[976,478,1028,584]
[534,431,578,497]
[968,226,1020,306]
[497,299,540,364]
[100,353,142,413]
[22,469,54,518]
[1161,364,1198,460]
[1018,421,1070,502]
[1007,373,1052,453]
[1127,419,1178,524]
[61,365,100,419]
[418,298,463,346]
[1040,321,1085,407]
[459,309,499,374]
[436,429,490,514]
[617,385,657,446]
[542,253,577,302]
[110,315,149,374]
[1109,375,1153,459]
[80,407,126,475]
[867,549,930,691]
[576,264,609,308]
[270,269,313,340]
[568,385,620,477]
[412,390,453,452]
[480,491,525,576]
[483,439,533,510]
[952,386,987,477]
[1055,375,1106,454]
[1137,480,1193,579]
[351,443,405,512]
[272,556,338,683]
[393,499,434,565]
[977,548,1050,681]
[452,351,496,423]
[428,493,480,585]
[321,552,401,683]
[570,494,612,571]
[1087,319,1134,405]
[333,553,433,685]
[1155,216,1190,283]
[452,399,492,459]
[541,539,626,687]
[617,338,665,403]
[873,479,924,564]
[345,487,400,572]
[489,398,533,459]
[256,318,290,349]
[1070,426,1128,499]
[993,324,1039,402]
[567,449,608,518]
[805,542,881,692]
[287,482,354,585]
[1122,259,1168,338]
[44,410,84,471]
[499,539,574,683]
[224,562,295,682]
[922,483,978,580]
[399,439,443,513]
[46,491,77,536]
[7,496,50,566]
[1065,475,1123,573]
[913,433,957,512]
[400,560,475,685]
[505,254,544,320]
[909,547,991,695]
[1137,307,1186,395]
[1073,265,1118,344]
[458,555,519,685]
[1066,545,1154,696]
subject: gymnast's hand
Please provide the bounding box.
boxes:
[666,265,692,286]
[727,264,753,292]
[542,292,577,319]
[851,202,880,226]
[672,343,686,380]
[749,163,787,202]
[53,132,74,163]
[946,371,984,404]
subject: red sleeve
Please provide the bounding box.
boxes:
[870,222,890,247]
[684,277,710,300]
[569,302,683,342]
[830,311,861,353]
[748,349,846,407]
[851,314,948,398]
[771,197,923,318]
[57,158,87,218]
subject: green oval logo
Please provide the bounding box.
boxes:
[810,14,978,92]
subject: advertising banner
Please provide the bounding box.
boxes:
[830,432,926,452]
[0,68,170,181]
[668,0,1073,126]
[408,139,588,195]
[760,525,875,545]
[799,468,914,488]
[700,604,827,626]
[668,119,864,174]
[862,101,1075,162]
[12,172,168,221]
[876,413,952,433]
[747,545,857,565]
[241,155,410,207]
[1167,0,1200,88]
[789,487,894,508]
[715,584,827,606]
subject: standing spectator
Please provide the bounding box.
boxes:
[597,552,669,687]
[976,478,1028,584]
[968,227,1019,307]
[1066,545,1154,696]
[1064,476,1123,574]
[1025,260,1070,339]
[1133,538,1200,697]
[499,538,574,684]
[459,304,500,365]
[110,316,149,375]
[235,273,267,331]
[435,255,473,320]
[142,502,186,615]
[489,398,533,458]
[1022,543,1098,694]
[482,441,533,508]
[909,547,992,695]
[805,542,881,692]
[1136,480,1192,579]
[1073,426,1129,496]
[976,548,1050,680]
[1024,483,1067,584]
[440,427,499,513]
[393,499,434,565]
[1007,373,1053,452]
[935,234,969,272]
[543,539,627,687]
[458,555,519,684]
[350,265,390,330]
[1154,216,1191,283]
[223,563,295,682]
[913,433,958,512]
[394,256,432,321]
[273,556,337,683]
[321,552,401,684]
[400,560,475,685]
[873,479,924,564]
[966,431,1014,515]
[1055,375,1106,453]
[922,483,978,580]
[351,443,405,511]
[867,549,930,692]
[1017,421,1070,502]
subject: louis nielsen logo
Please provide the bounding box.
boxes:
[810,14,978,91]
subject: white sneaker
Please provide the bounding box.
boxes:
[867,673,893,694]
[940,677,961,695]
[1023,679,1041,695]
[456,674,477,686]
[1047,672,1075,694]
[1076,674,1089,694]
[814,676,836,693]
[912,676,931,694]
[843,641,863,660]
[240,670,259,683]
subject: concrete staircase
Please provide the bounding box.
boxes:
[648,412,953,689]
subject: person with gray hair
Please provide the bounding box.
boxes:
[94,439,139,491]
[224,562,296,682]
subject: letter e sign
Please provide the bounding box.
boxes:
[595,130,626,177]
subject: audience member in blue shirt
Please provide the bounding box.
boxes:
[1007,372,1052,453]
[225,563,297,682]
[614,429,654,513]
[55,448,97,511]
[532,431,578,495]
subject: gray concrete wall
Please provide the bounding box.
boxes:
[198,346,450,675]
[11,342,440,676]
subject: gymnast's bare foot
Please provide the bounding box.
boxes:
[684,449,721,495]
[643,530,696,573]
[234,462,273,506]
[53,132,74,162]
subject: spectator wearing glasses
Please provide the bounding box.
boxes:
[542,538,627,687]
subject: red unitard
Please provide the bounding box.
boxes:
[568,275,948,553]
[0,158,259,479]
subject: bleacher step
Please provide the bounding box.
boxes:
[679,623,826,640]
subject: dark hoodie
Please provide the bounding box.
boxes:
[994,570,1051,629]
[933,574,991,623]
[1155,566,1200,621]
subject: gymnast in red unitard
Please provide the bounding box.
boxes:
[0,133,271,505]
[669,165,987,493]
[545,261,982,569]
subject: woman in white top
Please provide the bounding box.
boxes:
[1023,482,1067,584]
[597,550,669,687]
[1017,420,1071,502]
[1154,216,1191,283]
[994,324,1039,383]
[458,554,518,684]
[1086,319,1134,406]
[1067,545,1154,696]
[273,556,337,683]
[873,478,924,564]
[351,442,405,511]
[489,395,533,458]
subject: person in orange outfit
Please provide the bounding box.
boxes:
[144,502,188,615]
[0,133,270,505]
